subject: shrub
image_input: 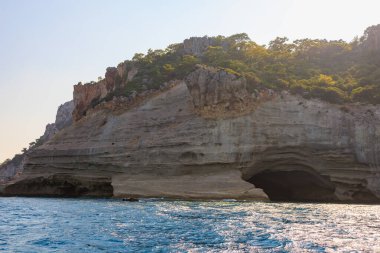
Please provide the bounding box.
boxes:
[309,86,347,104]
[290,82,310,94]
[351,86,380,104]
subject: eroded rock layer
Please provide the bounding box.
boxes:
[2,67,380,202]
[0,100,74,184]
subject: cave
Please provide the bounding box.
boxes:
[248,170,337,202]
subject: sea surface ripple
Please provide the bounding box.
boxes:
[0,197,379,252]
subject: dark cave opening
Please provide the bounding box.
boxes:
[248,170,337,202]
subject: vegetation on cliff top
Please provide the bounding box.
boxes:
[111,24,380,104]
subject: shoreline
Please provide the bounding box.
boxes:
[1,195,380,205]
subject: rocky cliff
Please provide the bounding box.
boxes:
[72,63,139,121]
[73,67,119,121]
[2,65,380,203]
[0,100,74,183]
[182,36,224,56]
[40,100,74,142]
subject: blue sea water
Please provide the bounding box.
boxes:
[0,198,379,252]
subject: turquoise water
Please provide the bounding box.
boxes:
[0,198,379,252]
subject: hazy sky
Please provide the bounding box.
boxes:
[1,0,380,162]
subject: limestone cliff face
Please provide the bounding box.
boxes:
[3,66,380,202]
[182,36,230,56]
[185,65,249,108]
[55,100,75,129]
[183,37,217,56]
[0,100,74,183]
[41,100,74,142]
[72,67,118,121]
[0,155,25,183]
[72,64,138,121]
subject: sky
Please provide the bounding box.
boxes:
[1,0,380,162]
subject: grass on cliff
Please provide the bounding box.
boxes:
[111,24,380,104]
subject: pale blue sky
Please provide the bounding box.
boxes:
[1,0,380,161]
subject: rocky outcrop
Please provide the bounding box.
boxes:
[185,65,249,107]
[185,65,273,118]
[72,65,138,121]
[72,67,118,121]
[55,100,74,129]
[182,36,229,56]
[2,67,380,202]
[40,123,59,143]
[182,36,216,56]
[41,100,74,142]
[360,24,380,51]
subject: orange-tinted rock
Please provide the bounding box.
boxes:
[72,65,138,121]
[72,68,120,121]
[105,67,119,89]
[73,82,104,121]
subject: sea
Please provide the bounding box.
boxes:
[0,197,379,252]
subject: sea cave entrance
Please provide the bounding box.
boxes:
[248,169,337,202]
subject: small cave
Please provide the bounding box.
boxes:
[248,170,337,202]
